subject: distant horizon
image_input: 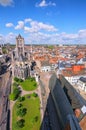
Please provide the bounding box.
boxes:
[0,0,86,45]
[2,42,86,46]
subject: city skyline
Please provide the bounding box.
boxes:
[0,0,86,44]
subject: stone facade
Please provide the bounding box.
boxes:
[12,34,30,80]
[13,63,29,79]
[16,34,25,59]
[0,45,2,54]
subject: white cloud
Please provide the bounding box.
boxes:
[78,29,86,38]
[15,21,24,30]
[0,34,4,44]
[4,18,86,45]
[5,23,14,27]
[26,29,86,45]
[30,20,57,32]
[0,32,16,44]
[14,19,57,33]
[1,28,86,45]
[36,0,56,7]
[5,32,16,43]
[0,0,14,7]
[27,32,60,44]
[61,32,78,40]
[24,18,32,23]
[37,22,57,31]
[24,26,36,33]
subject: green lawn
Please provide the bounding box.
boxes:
[20,78,37,91]
[12,94,41,130]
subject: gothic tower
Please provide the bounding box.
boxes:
[16,34,25,59]
[12,34,30,80]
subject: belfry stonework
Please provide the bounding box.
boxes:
[12,34,30,80]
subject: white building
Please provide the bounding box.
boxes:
[65,75,86,85]
[36,60,55,72]
[41,62,55,72]
[41,66,51,72]
[77,77,86,92]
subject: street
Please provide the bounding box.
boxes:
[0,70,12,130]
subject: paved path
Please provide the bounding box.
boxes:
[0,71,11,130]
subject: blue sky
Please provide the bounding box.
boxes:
[0,0,86,44]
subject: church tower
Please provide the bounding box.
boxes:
[12,34,30,80]
[16,34,25,59]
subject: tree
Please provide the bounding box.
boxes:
[19,79,23,82]
[13,82,18,87]
[29,77,35,81]
[15,119,25,128]
[16,103,23,108]
[31,116,39,124]
[2,47,7,54]
[9,86,20,101]
[34,83,37,87]
[16,108,27,117]
[13,87,20,98]
[14,77,19,82]
[32,92,38,97]
[34,116,38,122]
[18,96,25,102]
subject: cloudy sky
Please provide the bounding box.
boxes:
[0,0,86,44]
